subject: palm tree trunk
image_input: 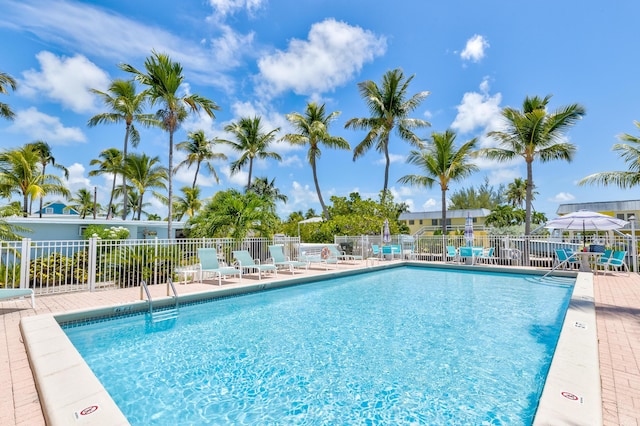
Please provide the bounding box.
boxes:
[107,173,117,218]
[311,159,329,219]
[192,161,201,189]
[122,123,131,220]
[382,141,390,201]
[38,164,46,218]
[441,188,447,235]
[167,129,174,238]
[247,159,253,190]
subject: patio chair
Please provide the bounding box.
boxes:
[328,244,364,262]
[459,246,477,265]
[594,249,613,273]
[197,248,242,286]
[602,250,629,276]
[476,247,496,264]
[268,245,309,274]
[232,250,278,280]
[554,248,579,270]
[445,245,459,263]
[0,288,35,309]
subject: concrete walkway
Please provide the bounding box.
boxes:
[1,263,638,425]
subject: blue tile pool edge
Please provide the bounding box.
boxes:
[20,263,601,426]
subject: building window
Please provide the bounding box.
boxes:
[617,213,626,220]
[408,220,414,225]
[419,219,423,225]
[45,207,54,214]
[432,219,438,226]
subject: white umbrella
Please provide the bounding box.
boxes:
[382,219,391,244]
[544,210,628,247]
[464,213,474,246]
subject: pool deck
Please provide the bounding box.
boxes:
[1,260,639,425]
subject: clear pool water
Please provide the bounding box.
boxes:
[63,266,573,425]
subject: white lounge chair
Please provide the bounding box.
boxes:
[268,245,309,274]
[0,288,35,308]
[197,248,242,285]
[232,250,278,280]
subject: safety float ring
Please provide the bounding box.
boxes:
[321,246,331,259]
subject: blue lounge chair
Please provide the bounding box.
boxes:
[268,245,309,274]
[327,245,363,262]
[603,250,629,275]
[459,246,477,265]
[197,248,242,285]
[555,248,579,270]
[445,245,459,263]
[594,249,613,272]
[0,288,35,309]
[476,247,496,264]
[232,250,278,280]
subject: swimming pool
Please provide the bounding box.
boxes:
[63,266,573,425]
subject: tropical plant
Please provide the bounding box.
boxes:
[88,79,157,219]
[188,189,279,240]
[89,148,123,218]
[475,95,585,236]
[0,71,17,121]
[82,224,130,240]
[124,153,168,220]
[0,145,70,216]
[67,188,99,219]
[176,129,227,189]
[448,178,504,210]
[0,203,30,240]
[345,68,430,199]
[398,129,478,234]
[579,120,640,189]
[282,102,350,219]
[220,116,281,189]
[121,51,219,237]
[172,186,202,221]
[504,177,527,208]
[249,176,288,205]
[26,140,69,216]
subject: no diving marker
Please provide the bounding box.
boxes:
[561,391,584,404]
[74,405,99,420]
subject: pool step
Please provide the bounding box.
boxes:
[152,308,179,323]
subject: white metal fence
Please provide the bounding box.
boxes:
[0,236,301,294]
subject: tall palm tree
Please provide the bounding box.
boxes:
[476,95,585,235]
[124,153,168,220]
[397,130,478,235]
[121,51,219,236]
[0,145,70,216]
[220,116,282,189]
[579,120,640,189]
[282,102,350,219]
[505,178,527,209]
[172,186,202,220]
[0,71,17,121]
[88,79,157,220]
[67,188,98,219]
[27,140,69,217]
[345,68,430,199]
[89,148,123,218]
[176,129,227,188]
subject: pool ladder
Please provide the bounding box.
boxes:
[140,279,180,323]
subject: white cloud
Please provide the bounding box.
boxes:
[375,153,406,166]
[451,78,502,135]
[207,0,266,17]
[550,192,576,203]
[209,24,255,68]
[422,198,437,210]
[9,107,86,144]
[257,18,386,97]
[461,34,489,62]
[20,51,110,113]
[485,167,521,185]
[65,163,92,193]
[220,165,249,187]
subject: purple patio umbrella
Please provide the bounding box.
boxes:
[382,219,391,244]
[464,213,474,246]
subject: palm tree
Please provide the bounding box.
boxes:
[27,140,69,217]
[0,145,70,216]
[579,120,640,189]
[220,116,281,189]
[173,186,202,221]
[176,130,227,188]
[476,95,585,235]
[89,148,123,218]
[345,68,430,199]
[397,130,478,235]
[124,153,168,220]
[249,176,288,209]
[121,51,219,236]
[67,188,98,219]
[88,79,157,219]
[505,178,527,208]
[282,102,350,219]
[0,71,17,121]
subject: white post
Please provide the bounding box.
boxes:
[631,216,637,274]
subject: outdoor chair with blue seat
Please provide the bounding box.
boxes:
[327,245,363,262]
[0,288,35,309]
[476,247,496,264]
[232,250,278,280]
[554,248,580,270]
[445,245,459,263]
[268,245,309,274]
[459,246,483,265]
[594,249,613,273]
[197,248,242,286]
[602,250,629,276]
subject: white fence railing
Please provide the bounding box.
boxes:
[0,236,301,294]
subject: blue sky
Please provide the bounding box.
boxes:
[1,0,639,220]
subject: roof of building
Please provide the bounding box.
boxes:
[556,200,640,215]
[399,208,491,220]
